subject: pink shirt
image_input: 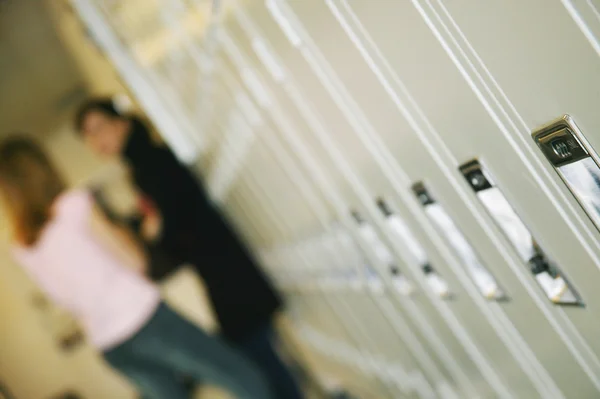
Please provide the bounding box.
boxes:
[13,190,160,351]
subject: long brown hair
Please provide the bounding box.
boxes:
[0,136,66,246]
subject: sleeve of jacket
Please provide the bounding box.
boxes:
[134,151,203,242]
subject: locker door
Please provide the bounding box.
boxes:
[432,2,600,365]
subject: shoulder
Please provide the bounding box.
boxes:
[54,189,94,222]
[11,243,29,262]
[56,189,92,209]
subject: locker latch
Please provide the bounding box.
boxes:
[459,159,582,306]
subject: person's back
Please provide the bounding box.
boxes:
[13,190,160,350]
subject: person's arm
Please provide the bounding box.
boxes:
[90,187,122,224]
[89,204,148,275]
[137,194,163,242]
[91,187,145,236]
[133,148,207,241]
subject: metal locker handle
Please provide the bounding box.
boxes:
[412,182,506,301]
[459,159,582,306]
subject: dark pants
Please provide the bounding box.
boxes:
[138,323,305,399]
[236,322,305,399]
[103,303,273,399]
[143,246,299,397]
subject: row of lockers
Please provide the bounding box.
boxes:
[211,1,600,398]
[75,0,600,398]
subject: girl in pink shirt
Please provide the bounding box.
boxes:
[0,136,273,399]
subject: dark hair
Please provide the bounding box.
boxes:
[74,98,122,133]
[0,136,66,245]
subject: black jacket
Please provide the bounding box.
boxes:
[122,119,282,341]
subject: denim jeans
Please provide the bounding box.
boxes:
[237,322,304,399]
[103,302,273,399]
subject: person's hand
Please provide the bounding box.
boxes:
[141,211,163,242]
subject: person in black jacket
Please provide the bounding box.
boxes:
[75,98,303,399]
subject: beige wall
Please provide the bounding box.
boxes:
[44,0,126,96]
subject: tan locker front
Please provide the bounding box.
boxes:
[219,16,488,399]
[229,2,569,397]
[218,45,449,397]
[214,19,471,399]
[219,20,494,399]
[430,3,600,373]
[247,1,600,397]
[213,77,412,396]
[324,3,600,393]
[217,4,524,398]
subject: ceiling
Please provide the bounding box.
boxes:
[0,0,87,135]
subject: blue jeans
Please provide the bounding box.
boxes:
[237,322,305,399]
[103,303,273,399]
